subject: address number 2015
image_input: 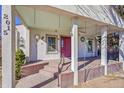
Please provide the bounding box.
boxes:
[3,14,10,35]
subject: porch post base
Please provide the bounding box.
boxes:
[73,70,78,86]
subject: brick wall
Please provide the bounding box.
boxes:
[21,62,48,77]
[107,62,123,74]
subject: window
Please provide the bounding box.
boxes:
[88,39,93,52]
[19,36,25,48]
[47,35,57,53]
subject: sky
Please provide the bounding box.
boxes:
[15,16,22,25]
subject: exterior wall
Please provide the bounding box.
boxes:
[16,25,30,62]
[30,29,62,61]
[29,29,97,61]
[16,25,27,54]
[16,25,97,62]
[15,9,97,62]
[78,34,96,58]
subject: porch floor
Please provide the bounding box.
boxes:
[15,57,120,88]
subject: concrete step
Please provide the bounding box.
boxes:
[16,73,58,88]
[48,62,59,67]
[46,62,71,73]
[43,66,58,72]
[39,70,54,77]
[21,61,49,77]
[48,61,70,66]
[39,69,59,77]
[38,61,71,78]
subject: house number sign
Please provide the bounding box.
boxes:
[3,14,11,35]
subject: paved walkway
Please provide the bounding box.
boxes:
[15,58,120,88]
[16,73,58,88]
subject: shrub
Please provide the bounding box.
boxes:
[15,49,25,79]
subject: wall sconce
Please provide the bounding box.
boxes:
[35,34,40,41]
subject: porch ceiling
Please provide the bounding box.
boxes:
[51,5,124,29]
[15,5,124,37]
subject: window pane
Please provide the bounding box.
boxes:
[88,40,93,52]
[47,36,57,52]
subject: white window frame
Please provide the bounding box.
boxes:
[88,39,93,53]
[46,35,58,54]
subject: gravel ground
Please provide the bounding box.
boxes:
[76,71,124,88]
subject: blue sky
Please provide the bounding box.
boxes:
[15,16,22,25]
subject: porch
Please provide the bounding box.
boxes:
[2,5,124,88]
[15,57,123,88]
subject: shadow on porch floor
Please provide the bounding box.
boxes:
[16,57,121,88]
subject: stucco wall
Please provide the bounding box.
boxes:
[16,25,97,62]
[16,25,30,62]
[16,25,27,54]
[16,8,98,62]
[78,34,96,58]
[29,29,96,61]
[30,29,61,61]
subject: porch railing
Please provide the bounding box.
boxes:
[58,54,65,87]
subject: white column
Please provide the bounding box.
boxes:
[15,29,20,50]
[101,26,107,75]
[71,24,78,86]
[25,28,30,62]
[119,31,124,70]
[2,5,16,88]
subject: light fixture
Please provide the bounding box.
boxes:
[35,34,40,41]
[80,36,85,42]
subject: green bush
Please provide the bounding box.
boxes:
[15,49,25,80]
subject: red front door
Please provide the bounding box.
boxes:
[61,37,71,58]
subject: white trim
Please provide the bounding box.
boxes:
[101,26,108,75]
[119,31,124,70]
[2,5,16,88]
[71,23,78,85]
